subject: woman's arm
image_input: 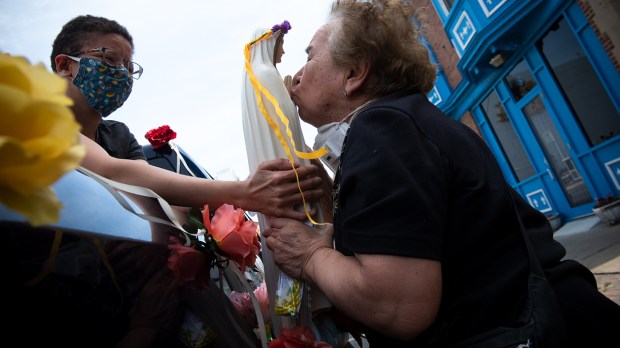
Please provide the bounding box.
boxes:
[263,218,441,341]
[79,134,323,220]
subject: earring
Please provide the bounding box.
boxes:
[343,90,348,97]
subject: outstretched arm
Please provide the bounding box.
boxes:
[79,134,323,220]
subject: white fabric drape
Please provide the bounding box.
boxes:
[241,27,329,337]
[242,29,306,172]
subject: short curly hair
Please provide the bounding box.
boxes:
[50,15,134,71]
[327,0,436,96]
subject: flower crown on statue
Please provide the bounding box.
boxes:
[249,20,292,47]
[271,20,291,34]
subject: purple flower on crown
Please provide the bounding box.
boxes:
[271,20,292,34]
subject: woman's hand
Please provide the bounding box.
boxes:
[262,218,334,280]
[243,158,324,220]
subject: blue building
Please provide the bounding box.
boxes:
[418,0,620,223]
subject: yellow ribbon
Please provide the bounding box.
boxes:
[92,238,124,315]
[244,31,327,225]
[23,229,124,315]
[23,229,64,287]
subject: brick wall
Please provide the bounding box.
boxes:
[412,0,463,89]
[460,112,483,138]
[578,0,620,74]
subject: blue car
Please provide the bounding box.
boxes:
[1,143,260,347]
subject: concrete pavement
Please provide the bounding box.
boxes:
[553,215,620,305]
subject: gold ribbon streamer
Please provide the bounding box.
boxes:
[244,32,327,226]
[23,229,63,287]
[22,229,124,315]
[92,237,124,314]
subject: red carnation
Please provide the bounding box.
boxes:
[145,125,177,149]
[268,326,332,348]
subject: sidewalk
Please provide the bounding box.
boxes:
[553,215,620,305]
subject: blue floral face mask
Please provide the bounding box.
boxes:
[71,57,133,117]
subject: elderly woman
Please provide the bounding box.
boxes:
[263,0,620,347]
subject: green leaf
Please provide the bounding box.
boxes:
[188,215,205,229]
[186,206,206,229]
[188,207,203,220]
[179,206,207,234]
[182,222,197,234]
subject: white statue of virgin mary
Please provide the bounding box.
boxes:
[241,21,331,339]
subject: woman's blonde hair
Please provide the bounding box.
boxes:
[327,0,437,96]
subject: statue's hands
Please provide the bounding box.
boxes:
[284,75,293,97]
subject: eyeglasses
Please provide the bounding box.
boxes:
[68,47,143,80]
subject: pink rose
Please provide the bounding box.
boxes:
[229,291,256,327]
[202,204,260,272]
[145,125,177,149]
[167,236,210,290]
[254,282,269,318]
[229,282,270,328]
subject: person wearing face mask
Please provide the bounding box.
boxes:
[262,1,620,347]
[51,15,145,161]
[312,102,372,174]
[5,15,328,346]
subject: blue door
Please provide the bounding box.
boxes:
[475,12,620,221]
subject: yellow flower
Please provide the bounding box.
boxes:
[0,53,85,225]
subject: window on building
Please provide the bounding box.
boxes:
[442,0,456,11]
[480,91,535,181]
[522,95,592,206]
[539,17,620,146]
[505,59,537,102]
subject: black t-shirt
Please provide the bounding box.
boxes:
[95,119,145,160]
[332,91,566,347]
